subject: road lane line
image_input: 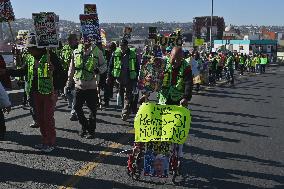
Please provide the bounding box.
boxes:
[59,129,134,189]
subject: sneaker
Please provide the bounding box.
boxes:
[79,130,87,138]
[85,134,95,139]
[41,145,55,153]
[35,144,55,153]
[121,114,128,121]
[34,143,45,150]
[30,122,39,128]
[70,114,78,121]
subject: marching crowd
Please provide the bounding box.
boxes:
[0,31,270,153]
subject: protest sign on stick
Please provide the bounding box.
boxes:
[123,27,132,40]
[148,27,157,40]
[84,4,97,14]
[80,14,100,43]
[32,12,59,48]
[0,0,15,23]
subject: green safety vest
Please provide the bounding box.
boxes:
[260,57,268,65]
[226,56,234,69]
[74,44,99,81]
[112,48,137,80]
[61,45,73,71]
[26,54,53,95]
[239,56,245,65]
[159,59,188,103]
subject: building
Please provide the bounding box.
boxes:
[223,25,240,40]
[213,39,277,57]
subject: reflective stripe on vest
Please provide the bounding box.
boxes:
[26,54,53,95]
[112,48,137,79]
[74,44,99,81]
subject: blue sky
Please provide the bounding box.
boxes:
[11,0,284,25]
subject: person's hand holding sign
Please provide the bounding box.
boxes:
[180,98,188,107]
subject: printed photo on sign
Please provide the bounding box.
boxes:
[33,12,59,47]
[123,27,132,40]
[0,0,15,23]
[80,14,100,43]
[84,4,97,14]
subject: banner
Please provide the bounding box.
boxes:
[0,0,14,23]
[134,103,191,144]
[32,12,59,47]
[156,36,183,47]
[194,38,204,46]
[84,4,97,14]
[80,14,100,43]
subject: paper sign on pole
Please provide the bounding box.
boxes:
[148,27,157,39]
[0,0,15,23]
[80,14,100,43]
[123,27,132,40]
[156,36,183,47]
[84,4,97,14]
[134,103,191,144]
[32,12,59,47]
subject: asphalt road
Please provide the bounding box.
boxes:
[1,66,284,189]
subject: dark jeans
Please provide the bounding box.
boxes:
[74,89,98,135]
[260,64,266,73]
[216,66,223,79]
[120,82,134,117]
[104,80,114,104]
[0,110,5,137]
[239,64,245,75]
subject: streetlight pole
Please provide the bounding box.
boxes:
[209,0,214,52]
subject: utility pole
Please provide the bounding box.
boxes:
[209,0,214,52]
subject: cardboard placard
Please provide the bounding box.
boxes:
[0,0,15,23]
[123,27,132,40]
[134,103,191,144]
[32,12,59,47]
[80,14,100,43]
[84,4,97,14]
[149,27,157,39]
[156,36,183,47]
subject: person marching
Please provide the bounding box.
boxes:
[225,52,235,85]
[0,56,12,140]
[104,42,117,107]
[158,47,193,162]
[3,33,65,152]
[260,54,268,74]
[67,39,106,138]
[239,53,245,75]
[62,34,79,121]
[107,39,139,121]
